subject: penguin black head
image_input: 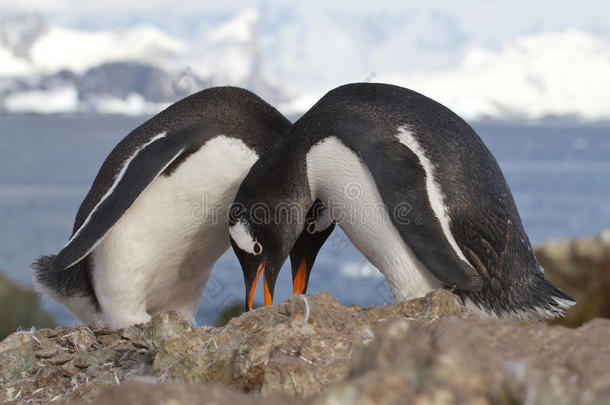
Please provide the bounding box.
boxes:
[229,190,332,311]
[290,200,335,295]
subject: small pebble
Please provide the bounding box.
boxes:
[48,353,74,365]
[74,357,90,369]
[90,324,114,336]
[35,347,59,358]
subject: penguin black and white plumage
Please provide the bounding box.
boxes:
[290,200,335,295]
[32,87,332,328]
[229,82,575,320]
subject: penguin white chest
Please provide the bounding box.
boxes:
[305,136,441,301]
[92,135,259,326]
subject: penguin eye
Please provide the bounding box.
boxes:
[253,242,263,255]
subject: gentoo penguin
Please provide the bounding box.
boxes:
[32,87,332,328]
[229,83,575,319]
[290,200,335,295]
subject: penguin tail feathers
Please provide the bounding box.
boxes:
[521,277,576,320]
[31,255,99,311]
[32,254,62,296]
[462,275,576,321]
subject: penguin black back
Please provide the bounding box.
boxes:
[74,87,290,233]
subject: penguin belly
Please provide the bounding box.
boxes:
[90,135,258,328]
[306,136,441,301]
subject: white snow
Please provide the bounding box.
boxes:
[284,30,610,121]
[376,31,610,121]
[4,86,79,114]
[90,93,170,116]
[185,9,261,85]
[209,9,258,43]
[29,25,186,74]
[0,45,34,76]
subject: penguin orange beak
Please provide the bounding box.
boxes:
[293,257,307,295]
[247,258,273,310]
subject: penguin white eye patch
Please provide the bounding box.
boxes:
[230,220,262,255]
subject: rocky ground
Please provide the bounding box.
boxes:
[1,289,609,405]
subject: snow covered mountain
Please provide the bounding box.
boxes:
[1,11,609,121]
[277,28,610,122]
[377,30,610,121]
[0,15,185,76]
[0,12,287,115]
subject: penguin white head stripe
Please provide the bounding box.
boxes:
[229,220,262,255]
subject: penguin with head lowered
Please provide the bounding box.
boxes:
[33,87,333,328]
[229,83,575,320]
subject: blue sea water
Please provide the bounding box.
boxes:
[0,114,609,326]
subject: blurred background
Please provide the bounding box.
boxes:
[0,1,609,335]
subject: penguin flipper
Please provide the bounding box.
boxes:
[360,141,483,291]
[54,132,191,271]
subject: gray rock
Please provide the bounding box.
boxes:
[319,317,610,404]
[1,288,609,404]
[74,380,295,405]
